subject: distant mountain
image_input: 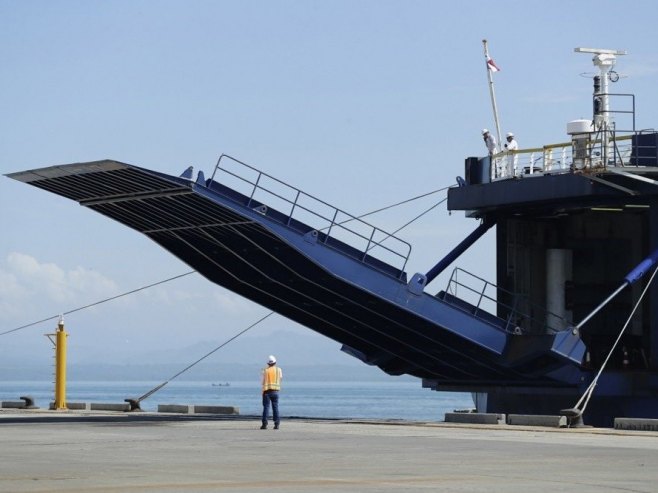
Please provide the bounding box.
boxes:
[70,329,367,367]
[0,328,418,383]
[0,361,415,383]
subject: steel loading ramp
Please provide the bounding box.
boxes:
[6,158,584,386]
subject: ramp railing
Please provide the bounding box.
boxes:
[442,268,572,334]
[210,154,412,278]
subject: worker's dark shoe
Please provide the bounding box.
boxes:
[260,424,267,429]
[274,424,279,430]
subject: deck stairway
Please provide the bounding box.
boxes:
[7,157,585,387]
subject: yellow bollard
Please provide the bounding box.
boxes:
[54,317,68,410]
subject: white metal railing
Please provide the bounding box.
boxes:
[444,268,571,334]
[489,133,639,181]
[208,154,412,278]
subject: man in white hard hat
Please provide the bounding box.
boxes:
[261,355,283,429]
[504,132,519,177]
[482,129,498,156]
[482,129,500,179]
[504,132,518,151]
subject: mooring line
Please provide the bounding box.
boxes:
[0,271,196,337]
[131,311,274,406]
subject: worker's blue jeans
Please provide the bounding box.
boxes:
[262,390,279,426]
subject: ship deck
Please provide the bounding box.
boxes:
[449,166,658,215]
[450,132,658,215]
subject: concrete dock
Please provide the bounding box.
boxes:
[1,410,657,492]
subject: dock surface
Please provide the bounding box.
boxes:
[1,411,657,492]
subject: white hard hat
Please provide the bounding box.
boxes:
[482,129,489,135]
[506,132,514,137]
[267,355,276,365]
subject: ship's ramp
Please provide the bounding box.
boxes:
[7,159,584,386]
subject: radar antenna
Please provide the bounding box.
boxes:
[574,47,627,166]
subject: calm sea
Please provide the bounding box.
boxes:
[0,380,473,421]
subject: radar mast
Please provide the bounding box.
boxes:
[575,47,627,165]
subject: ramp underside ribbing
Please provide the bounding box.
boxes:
[8,160,577,386]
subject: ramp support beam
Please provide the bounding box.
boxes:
[425,217,496,285]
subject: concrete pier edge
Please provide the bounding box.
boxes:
[444,412,505,425]
[2,401,658,431]
[444,412,571,428]
[614,417,658,431]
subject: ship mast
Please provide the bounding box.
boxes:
[482,39,503,149]
[574,47,627,166]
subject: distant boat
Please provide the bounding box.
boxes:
[212,383,230,387]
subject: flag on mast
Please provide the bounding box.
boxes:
[486,55,500,72]
[482,38,503,177]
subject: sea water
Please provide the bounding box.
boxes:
[0,380,473,421]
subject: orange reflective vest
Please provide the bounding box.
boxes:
[262,365,282,392]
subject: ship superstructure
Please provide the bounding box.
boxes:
[442,48,658,424]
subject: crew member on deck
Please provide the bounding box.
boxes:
[482,129,499,179]
[482,129,498,156]
[261,355,283,430]
[504,132,519,177]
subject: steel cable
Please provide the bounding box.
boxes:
[0,271,196,336]
[134,312,274,403]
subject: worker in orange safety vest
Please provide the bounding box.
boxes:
[261,355,283,429]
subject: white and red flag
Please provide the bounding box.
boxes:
[486,55,500,72]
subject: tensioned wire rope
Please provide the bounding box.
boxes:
[0,272,196,336]
[2,183,453,403]
[570,264,658,418]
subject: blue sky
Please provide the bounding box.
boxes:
[2,0,658,373]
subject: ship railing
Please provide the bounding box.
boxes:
[491,132,655,181]
[490,144,568,180]
[209,154,412,278]
[443,267,572,335]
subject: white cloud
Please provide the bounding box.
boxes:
[0,268,27,318]
[0,252,119,320]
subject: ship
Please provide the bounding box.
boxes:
[7,47,658,427]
